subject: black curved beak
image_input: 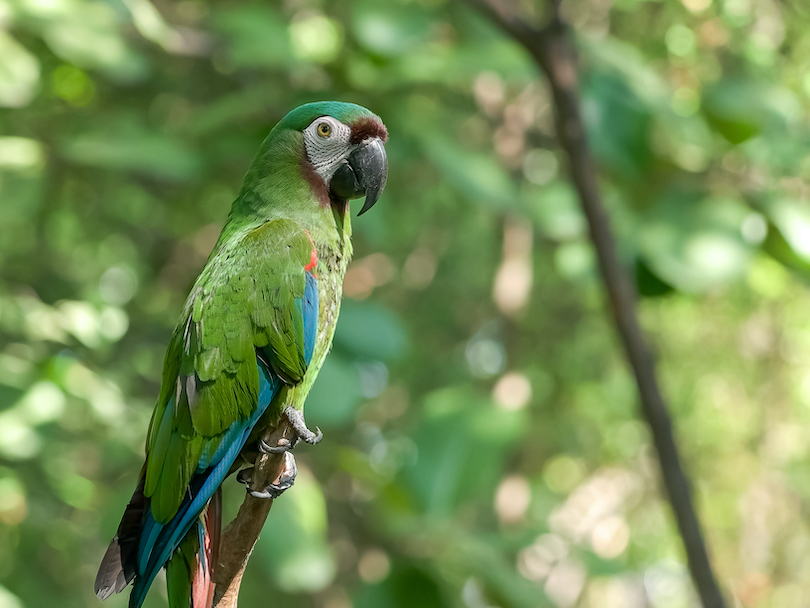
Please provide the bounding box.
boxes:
[329,138,388,216]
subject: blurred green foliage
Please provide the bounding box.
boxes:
[2,0,810,607]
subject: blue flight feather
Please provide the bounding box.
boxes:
[197,520,207,571]
[303,271,318,365]
[129,363,280,608]
[196,417,246,473]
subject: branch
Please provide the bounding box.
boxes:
[212,420,296,607]
[467,1,727,606]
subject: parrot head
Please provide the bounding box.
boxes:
[274,101,389,216]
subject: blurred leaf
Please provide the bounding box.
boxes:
[335,300,408,361]
[634,194,753,292]
[761,222,810,275]
[702,79,768,145]
[290,12,343,64]
[305,355,363,428]
[526,181,586,241]
[0,585,24,608]
[635,258,675,297]
[187,84,279,136]
[0,411,39,460]
[214,6,291,68]
[39,1,148,82]
[256,470,335,593]
[416,130,518,208]
[60,124,201,180]
[350,0,433,58]
[0,32,40,108]
[582,70,653,177]
[0,137,45,170]
[761,198,810,264]
[403,386,528,516]
[355,564,445,608]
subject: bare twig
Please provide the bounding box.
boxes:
[212,420,296,607]
[467,1,727,607]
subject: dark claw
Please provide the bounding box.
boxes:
[259,437,294,454]
[247,452,298,500]
[236,467,253,486]
[283,406,323,445]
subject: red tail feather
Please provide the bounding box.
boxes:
[191,489,222,608]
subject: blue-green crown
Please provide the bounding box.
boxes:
[274,101,378,132]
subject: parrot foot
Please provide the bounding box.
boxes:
[255,407,323,456]
[258,406,323,456]
[239,452,298,499]
[282,405,323,445]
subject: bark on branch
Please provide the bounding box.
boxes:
[467,1,727,606]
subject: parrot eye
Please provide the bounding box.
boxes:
[317,123,332,138]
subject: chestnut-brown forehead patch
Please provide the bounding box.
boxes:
[350,116,389,145]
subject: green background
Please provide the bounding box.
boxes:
[2,0,810,606]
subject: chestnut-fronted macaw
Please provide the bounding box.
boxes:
[95,101,388,608]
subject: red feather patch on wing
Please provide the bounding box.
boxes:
[303,231,318,274]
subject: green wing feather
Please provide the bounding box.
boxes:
[143,219,315,523]
[165,529,195,608]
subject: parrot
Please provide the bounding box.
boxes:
[94,101,388,608]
